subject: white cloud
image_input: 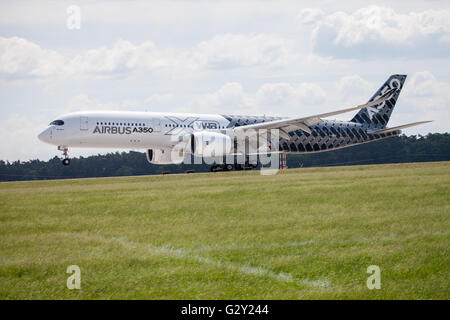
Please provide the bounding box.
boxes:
[0,37,65,79]
[192,34,293,69]
[405,70,450,98]
[403,71,450,114]
[0,34,294,80]
[189,82,252,114]
[144,93,173,105]
[65,94,143,114]
[390,71,450,133]
[337,75,373,100]
[306,6,450,58]
[144,94,174,112]
[256,83,295,106]
[69,40,178,76]
[65,94,116,113]
[297,8,324,25]
[189,80,328,116]
[0,113,52,161]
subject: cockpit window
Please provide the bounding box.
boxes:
[50,120,64,126]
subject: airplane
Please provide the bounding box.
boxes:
[38,74,431,171]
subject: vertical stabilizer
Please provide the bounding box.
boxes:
[351,74,407,127]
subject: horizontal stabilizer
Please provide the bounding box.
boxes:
[367,120,433,135]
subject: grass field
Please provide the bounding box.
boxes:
[0,162,449,299]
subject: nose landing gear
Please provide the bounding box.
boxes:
[58,146,71,166]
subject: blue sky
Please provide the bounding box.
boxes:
[1,0,449,161]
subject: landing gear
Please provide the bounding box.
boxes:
[210,160,258,172]
[58,146,70,166]
[210,163,234,172]
[234,158,257,171]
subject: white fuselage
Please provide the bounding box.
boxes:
[38,111,231,149]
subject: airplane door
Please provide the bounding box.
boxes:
[80,116,89,131]
[152,118,161,132]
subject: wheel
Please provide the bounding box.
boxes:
[210,165,216,172]
[225,164,233,171]
[62,158,70,166]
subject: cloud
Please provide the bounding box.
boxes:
[144,94,174,112]
[70,40,177,76]
[192,33,293,69]
[144,93,173,105]
[403,71,450,113]
[405,71,450,98]
[0,34,294,80]
[0,37,65,79]
[0,37,167,79]
[189,82,252,114]
[0,113,52,161]
[189,80,328,116]
[297,8,324,25]
[65,94,142,113]
[65,94,116,113]
[337,75,373,100]
[387,71,450,133]
[304,6,450,58]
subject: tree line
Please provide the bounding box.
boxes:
[0,133,449,181]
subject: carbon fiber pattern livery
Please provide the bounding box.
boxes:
[222,74,406,154]
[351,74,407,127]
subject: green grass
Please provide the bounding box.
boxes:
[0,162,449,299]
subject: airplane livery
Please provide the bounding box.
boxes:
[38,75,431,170]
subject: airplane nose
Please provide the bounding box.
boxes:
[38,128,52,143]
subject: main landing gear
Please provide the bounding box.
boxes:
[210,161,258,172]
[58,146,71,166]
[211,163,234,172]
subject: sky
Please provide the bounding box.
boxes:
[0,0,449,161]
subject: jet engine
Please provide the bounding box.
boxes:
[190,132,232,158]
[146,148,184,165]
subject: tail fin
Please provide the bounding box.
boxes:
[351,74,407,128]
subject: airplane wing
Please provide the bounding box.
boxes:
[230,120,433,156]
[232,88,396,139]
[367,120,433,135]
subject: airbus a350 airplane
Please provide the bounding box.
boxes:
[38,75,431,170]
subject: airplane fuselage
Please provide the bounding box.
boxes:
[39,75,427,168]
[38,110,400,153]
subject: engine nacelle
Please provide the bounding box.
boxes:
[146,148,184,165]
[190,132,232,158]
